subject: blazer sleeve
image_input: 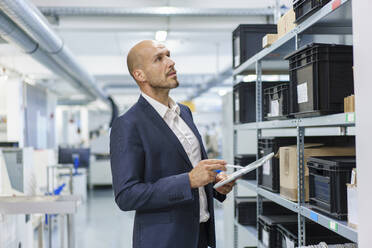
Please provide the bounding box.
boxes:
[110,117,195,212]
[184,105,226,203]
[213,189,226,202]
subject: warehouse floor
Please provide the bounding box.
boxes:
[65,188,224,247]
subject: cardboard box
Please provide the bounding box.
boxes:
[279,144,356,202]
[277,9,296,39]
[344,96,349,112]
[344,95,355,113]
[262,34,278,48]
[347,168,357,229]
[350,95,355,112]
[347,184,357,229]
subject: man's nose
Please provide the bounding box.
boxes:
[167,57,175,67]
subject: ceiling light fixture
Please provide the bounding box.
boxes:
[155,30,167,42]
[218,89,227,96]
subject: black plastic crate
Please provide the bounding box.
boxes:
[307,156,356,220]
[234,154,256,180]
[258,215,298,248]
[285,43,354,118]
[232,24,277,68]
[235,197,295,226]
[277,221,350,247]
[258,138,296,192]
[264,83,290,120]
[293,0,331,23]
[233,82,280,123]
[236,197,257,226]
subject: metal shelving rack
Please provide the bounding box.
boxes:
[232,0,356,247]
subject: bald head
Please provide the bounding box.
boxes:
[125,40,178,93]
[127,40,159,78]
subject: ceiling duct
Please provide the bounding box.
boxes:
[187,66,232,100]
[0,0,109,105]
[38,6,281,17]
[0,11,95,101]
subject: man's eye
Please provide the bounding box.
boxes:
[156,57,161,61]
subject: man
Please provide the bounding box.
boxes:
[110,40,235,248]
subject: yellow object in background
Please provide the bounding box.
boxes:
[180,101,195,112]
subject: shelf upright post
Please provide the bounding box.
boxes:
[296,31,305,246]
[255,60,263,237]
[255,61,263,123]
[297,126,306,246]
[233,74,239,248]
[274,0,281,24]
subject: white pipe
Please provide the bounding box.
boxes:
[0,0,109,105]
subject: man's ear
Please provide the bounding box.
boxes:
[132,69,146,83]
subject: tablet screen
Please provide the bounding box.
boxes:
[213,152,274,189]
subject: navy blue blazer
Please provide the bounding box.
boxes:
[110,95,225,248]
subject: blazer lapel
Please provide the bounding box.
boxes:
[179,106,208,160]
[138,96,193,170]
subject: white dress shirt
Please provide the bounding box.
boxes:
[141,92,210,223]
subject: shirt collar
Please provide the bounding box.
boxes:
[141,92,180,118]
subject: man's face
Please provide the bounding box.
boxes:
[141,42,179,89]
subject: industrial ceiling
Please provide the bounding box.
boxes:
[0,0,291,112]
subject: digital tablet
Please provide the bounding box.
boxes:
[213,152,274,189]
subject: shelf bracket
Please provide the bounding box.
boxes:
[295,33,301,50]
[255,61,262,122]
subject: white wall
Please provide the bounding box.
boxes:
[56,107,111,147]
[7,79,24,146]
[352,0,372,246]
[56,107,84,146]
[221,92,235,248]
[0,78,6,114]
[88,110,111,132]
[0,78,7,141]
[221,92,257,248]
[46,91,58,148]
[0,77,25,146]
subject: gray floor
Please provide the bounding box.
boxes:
[72,187,225,248]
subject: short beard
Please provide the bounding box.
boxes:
[149,78,179,89]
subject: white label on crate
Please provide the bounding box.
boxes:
[297,82,308,104]
[285,236,295,248]
[234,55,240,68]
[262,229,269,247]
[235,93,240,111]
[234,36,240,67]
[263,159,271,176]
[271,99,279,117]
[263,35,268,47]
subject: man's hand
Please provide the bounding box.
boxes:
[189,159,227,188]
[215,172,236,195]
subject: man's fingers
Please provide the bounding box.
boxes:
[202,159,227,165]
[216,184,232,194]
[216,173,228,181]
[208,170,217,178]
[205,163,226,171]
